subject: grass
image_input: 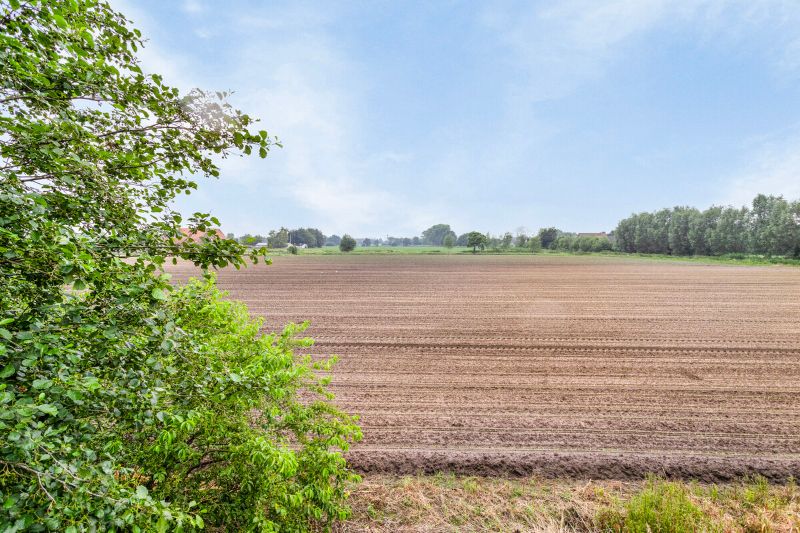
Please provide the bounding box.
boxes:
[334,475,800,532]
[264,245,800,266]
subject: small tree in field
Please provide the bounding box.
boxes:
[529,236,543,253]
[340,234,357,252]
[466,231,488,253]
[443,234,455,248]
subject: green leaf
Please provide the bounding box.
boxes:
[0,329,11,341]
[82,30,95,48]
[53,13,68,29]
[32,379,53,390]
[151,288,168,301]
[135,485,149,499]
[72,279,86,291]
[37,404,58,416]
[0,365,14,379]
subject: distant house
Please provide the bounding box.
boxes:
[178,227,226,243]
[577,232,609,239]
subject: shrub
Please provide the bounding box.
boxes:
[288,244,299,254]
[0,1,360,529]
[340,234,357,252]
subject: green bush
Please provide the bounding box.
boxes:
[339,235,356,252]
[0,1,360,529]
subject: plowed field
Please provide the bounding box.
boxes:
[168,255,800,481]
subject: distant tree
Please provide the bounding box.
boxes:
[339,234,356,252]
[538,227,560,249]
[226,232,235,240]
[528,236,542,253]
[422,224,455,245]
[363,238,372,247]
[668,207,696,255]
[501,232,513,249]
[412,236,421,246]
[515,233,529,248]
[443,234,455,248]
[466,231,488,253]
[326,234,342,246]
[267,227,289,248]
[402,237,412,246]
[455,233,469,246]
[613,194,800,257]
[553,234,576,251]
[238,233,265,245]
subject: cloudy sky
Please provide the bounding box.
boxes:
[116,0,800,237]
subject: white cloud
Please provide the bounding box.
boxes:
[481,0,800,102]
[181,0,205,15]
[723,132,800,205]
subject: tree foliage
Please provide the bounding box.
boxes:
[614,195,800,257]
[288,227,325,248]
[0,1,360,530]
[339,234,356,252]
[537,227,560,249]
[466,232,487,253]
[421,224,455,246]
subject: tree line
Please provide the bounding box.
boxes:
[614,194,800,257]
[231,194,800,258]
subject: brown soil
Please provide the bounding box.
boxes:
[168,255,800,481]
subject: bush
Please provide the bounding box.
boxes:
[0,2,360,529]
[339,234,356,252]
[288,244,298,254]
[148,278,361,529]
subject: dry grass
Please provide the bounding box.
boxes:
[333,475,800,532]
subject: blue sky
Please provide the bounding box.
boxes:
[116,0,800,237]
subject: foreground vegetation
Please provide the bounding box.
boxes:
[338,475,799,532]
[1,1,359,530]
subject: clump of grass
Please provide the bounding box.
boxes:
[596,477,718,532]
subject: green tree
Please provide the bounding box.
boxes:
[537,227,560,249]
[443,234,455,248]
[501,232,513,249]
[0,1,360,530]
[668,207,696,256]
[421,224,455,246]
[339,234,356,252]
[267,227,289,248]
[528,236,542,253]
[466,231,487,253]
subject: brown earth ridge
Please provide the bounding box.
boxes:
[168,255,800,481]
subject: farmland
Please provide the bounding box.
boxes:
[169,255,800,482]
